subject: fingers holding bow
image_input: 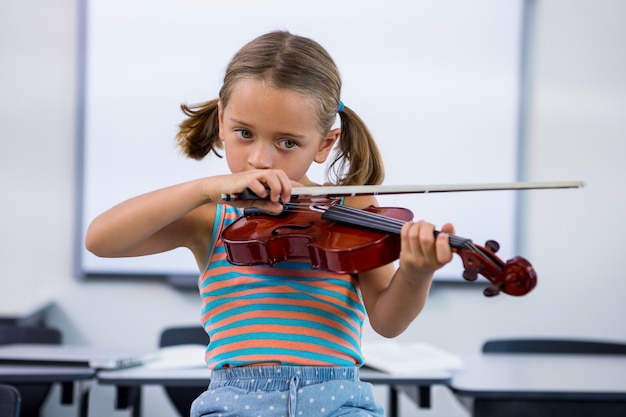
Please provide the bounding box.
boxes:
[215,169,301,213]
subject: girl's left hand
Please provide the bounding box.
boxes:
[398,220,455,276]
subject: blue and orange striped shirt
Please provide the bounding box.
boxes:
[198,204,366,369]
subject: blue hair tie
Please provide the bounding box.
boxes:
[337,101,345,113]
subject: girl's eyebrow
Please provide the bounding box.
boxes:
[228,117,253,128]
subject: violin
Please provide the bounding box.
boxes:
[221,196,538,297]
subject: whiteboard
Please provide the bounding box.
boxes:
[78,0,525,284]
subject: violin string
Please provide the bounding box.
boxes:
[285,202,482,254]
[324,205,405,234]
[325,205,474,248]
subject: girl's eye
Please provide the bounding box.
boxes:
[235,129,253,139]
[279,139,297,149]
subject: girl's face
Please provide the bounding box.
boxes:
[218,79,338,185]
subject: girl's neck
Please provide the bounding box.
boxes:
[298,176,319,187]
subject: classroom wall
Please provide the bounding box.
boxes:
[1,0,625,416]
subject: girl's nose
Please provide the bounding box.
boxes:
[248,142,273,169]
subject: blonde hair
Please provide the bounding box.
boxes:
[176,31,384,186]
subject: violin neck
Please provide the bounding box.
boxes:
[321,205,472,250]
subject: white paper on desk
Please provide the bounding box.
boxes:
[146,344,207,369]
[361,341,464,375]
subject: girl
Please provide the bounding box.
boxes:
[86,31,455,417]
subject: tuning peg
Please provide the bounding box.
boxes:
[463,269,479,281]
[485,240,500,253]
[483,286,501,297]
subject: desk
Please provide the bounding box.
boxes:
[450,354,626,417]
[0,364,94,417]
[0,344,154,417]
[97,365,451,417]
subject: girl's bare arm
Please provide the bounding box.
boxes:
[85,178,216,260]
[345,196,454,338]
[85,169,294,264]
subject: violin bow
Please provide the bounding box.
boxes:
[221,180,584,201]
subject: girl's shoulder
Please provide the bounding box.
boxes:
[342,194,379,210]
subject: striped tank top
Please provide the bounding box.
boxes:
[198,204,366,370]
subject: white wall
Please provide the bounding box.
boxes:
[1,0,625,416]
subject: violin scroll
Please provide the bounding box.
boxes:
[455,239,537,297]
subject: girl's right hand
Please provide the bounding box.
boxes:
[210,169,300,214]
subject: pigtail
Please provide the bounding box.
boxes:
[176,99,222,160]
[329,105,385,186]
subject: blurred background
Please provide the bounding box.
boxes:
[1,0,625,415]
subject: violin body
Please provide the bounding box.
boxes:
[221,199,413,275]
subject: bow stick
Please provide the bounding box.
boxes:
[220,180,584,201]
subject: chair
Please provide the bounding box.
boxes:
[159,326,210,417]
[0,325,62,417]
[482,337,626,354]
[0,385,21,417]
[0,326,61,346]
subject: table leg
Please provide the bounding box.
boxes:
[61,381,74,404]
[78,386,90,417]
[418,385,431,408]
[115,386,142,417]
[59,380,92,417]
[394,385,433,410]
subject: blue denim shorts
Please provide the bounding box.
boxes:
[191,366,384,417]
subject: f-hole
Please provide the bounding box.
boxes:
[271,222,315,236]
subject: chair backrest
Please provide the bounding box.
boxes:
[0,326,62,417]
[159,326,209,348]
[0,385,21,417]
[158,326,209,417]
[0,325,62,345]
[482,338,626,355]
